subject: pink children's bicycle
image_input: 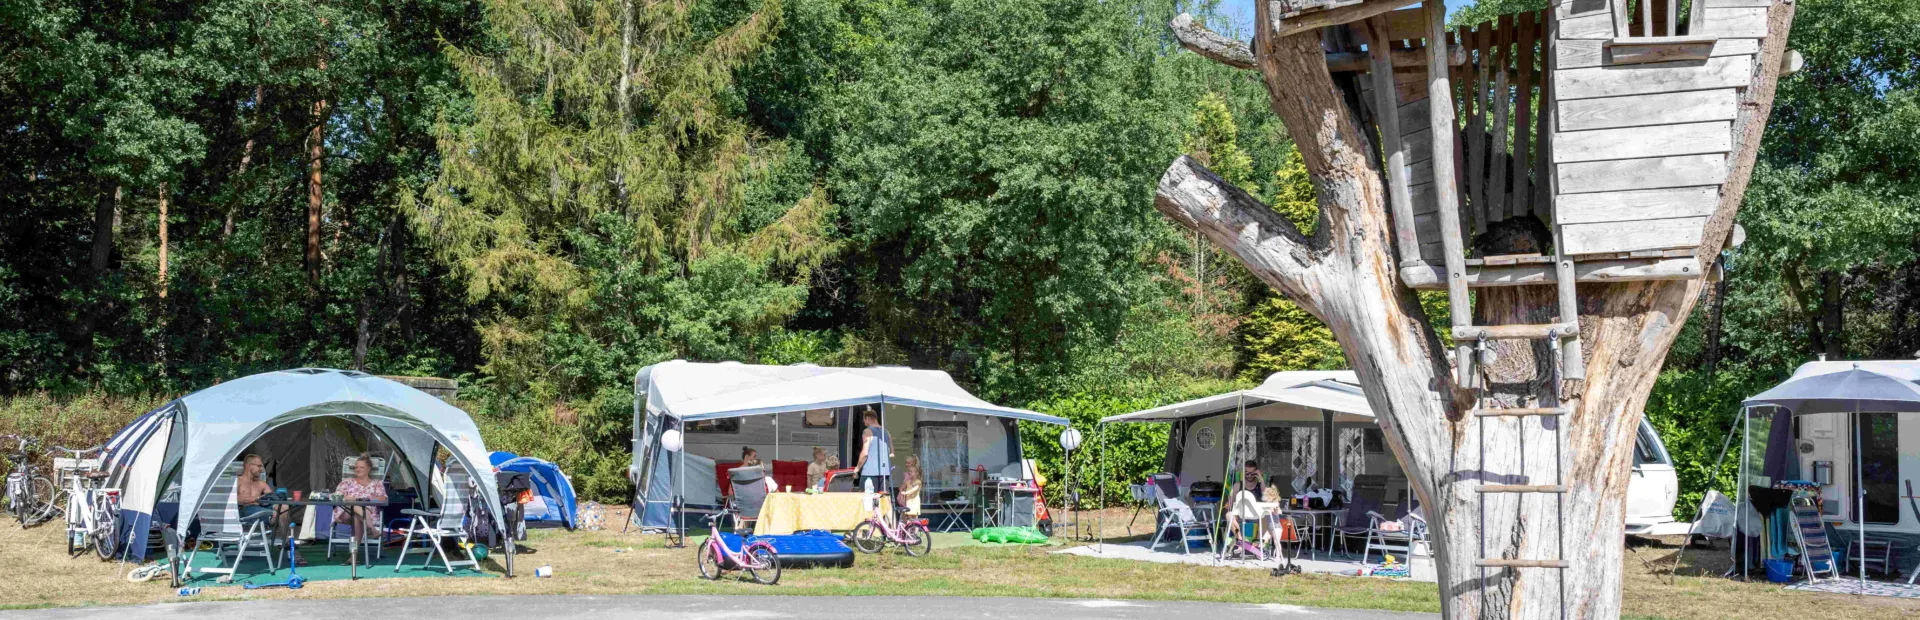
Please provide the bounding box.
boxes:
[850,504,932,557]
[697,513,782,585]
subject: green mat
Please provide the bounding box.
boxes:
[180,542,492,587]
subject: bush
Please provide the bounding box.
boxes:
[0,392,166,456]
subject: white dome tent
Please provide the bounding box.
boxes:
[99,368,509,571]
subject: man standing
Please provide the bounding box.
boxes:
[855,409,893,497]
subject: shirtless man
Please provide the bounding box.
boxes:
[236,454,286,533]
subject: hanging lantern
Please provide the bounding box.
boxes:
[1059,428,1083,452]
[661,429,684,453]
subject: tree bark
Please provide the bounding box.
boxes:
[226,84,263,241]
[1161,3,1794,617]
[91,185,120,274]
[157,183,170,300]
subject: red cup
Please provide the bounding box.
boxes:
[292,490,304,501]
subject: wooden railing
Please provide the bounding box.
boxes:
[1448,9,1550,234]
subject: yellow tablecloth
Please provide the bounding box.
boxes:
[752,492,890,536]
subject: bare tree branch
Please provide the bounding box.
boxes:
[1169,13,1254,70]
[1154,155,1324,301]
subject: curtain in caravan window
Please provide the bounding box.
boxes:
[920,423,968,491]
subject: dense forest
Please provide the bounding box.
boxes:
[1,0,1914,508]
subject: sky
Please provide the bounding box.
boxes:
[1211,0,1472,40]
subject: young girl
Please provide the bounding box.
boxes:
[897,455,923,518]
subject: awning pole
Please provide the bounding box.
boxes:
[1856,404,1864,590]
[1739,406,1748,581]
[676,418,686,547]
[1096,421,1109,553]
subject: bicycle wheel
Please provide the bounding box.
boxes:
[92,502,119,561]
[901,521,932,557]
[850,521,886,554]
[745,547,780,585]
[24,476,55,527]
[697,542,723,580]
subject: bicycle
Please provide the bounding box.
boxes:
[850,503,932,557]
[3,435,58,528]
[695,512,781,585]
[52,445,107,556]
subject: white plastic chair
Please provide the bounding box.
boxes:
[188,462,276,579]
[394,460,476,573]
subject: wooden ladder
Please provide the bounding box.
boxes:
[1468,337,1571,619]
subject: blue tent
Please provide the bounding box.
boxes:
[490,452,580,530]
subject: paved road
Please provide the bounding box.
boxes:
[3,595,1437,619]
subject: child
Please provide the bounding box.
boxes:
[897,455,924,518]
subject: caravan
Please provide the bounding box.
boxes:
[1102,371,1682,538]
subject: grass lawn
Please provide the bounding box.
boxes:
[1,507,1914,619]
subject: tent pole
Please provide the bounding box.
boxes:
[676,418,686,549]
[1739,406,1748,581]
[1670,408,1743,581]
[1096,422,1108,553]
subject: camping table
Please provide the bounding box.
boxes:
[262,497,386,580]
[1285,508,1346,559]
[974,480,1039,528]
[752,492,891,536]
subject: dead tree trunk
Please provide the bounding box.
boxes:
[1160,3,1795,618]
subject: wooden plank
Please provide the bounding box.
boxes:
[1704,0,1773,6]
[1553,120,1731,163]
[1476,559,1571,568]
[1608,38,1716,65]
[1555,55,1753,101]
[1397,256,1707,289]
[1395,66,1430,101]
[1536,32,1553,222]
[1367,15,1421,266]
[1407,157,1435,185]
[1510,10,1538,219]
[1477,484,1569,493]
[1552,0,1614,19]
[1273,0,1424,38]
[1384,6,1429,41]
[1562,216,1708,254]
[1701,7,1769,37]
[1557,88,1738,131]
[1487,14,1514,221]
[1468,23,1489,232]
[1557,154,1727,194]
[1398,97,1430,130]
[1402,127,1433,161]
[1472,407,1568,417]
[1560,11,1615,40]
[1424,0,1476,388]
[1556,186,1720,224]
[1556,37,1758,70]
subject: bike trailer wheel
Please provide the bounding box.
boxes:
[746,547,780,585]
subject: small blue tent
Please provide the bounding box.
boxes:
[490,452,580,530]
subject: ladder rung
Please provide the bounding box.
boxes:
[1472,407,1568,417]
[1476,484,1566,494]
[1475,559,1569,568]
[1453,323,1577,341]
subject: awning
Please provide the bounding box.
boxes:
[1100,370,1371,423]
[633,361,1067,425]
[1744,365,1920,415]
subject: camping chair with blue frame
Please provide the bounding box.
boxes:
[187,461,277,580]
[395,459,476,573]
[326,455,388,565]
[1147,473,1211,554]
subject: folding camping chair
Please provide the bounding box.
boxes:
[327,455,387,564]
[1362,502,1426,576]
[728,466,770,533]
[394,460,476,573]
[1327,483,1388,557]
[1790,495,1837,583]
[188,461,277,580]
[1150,496,1212,554]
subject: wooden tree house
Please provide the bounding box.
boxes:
[1170,2,1796,613]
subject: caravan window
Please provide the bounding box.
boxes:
[1633,420,1670,467]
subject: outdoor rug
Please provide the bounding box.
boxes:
[1787,578,1920,599]
[179,542,492,587]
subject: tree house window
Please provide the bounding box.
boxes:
[1602,0,1720,66]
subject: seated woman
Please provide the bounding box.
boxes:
[738,447,777,493]
[333,454,389,540]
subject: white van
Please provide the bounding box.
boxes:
[1625,418,1686,536]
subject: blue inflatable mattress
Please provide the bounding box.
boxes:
[716,530,855,568]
